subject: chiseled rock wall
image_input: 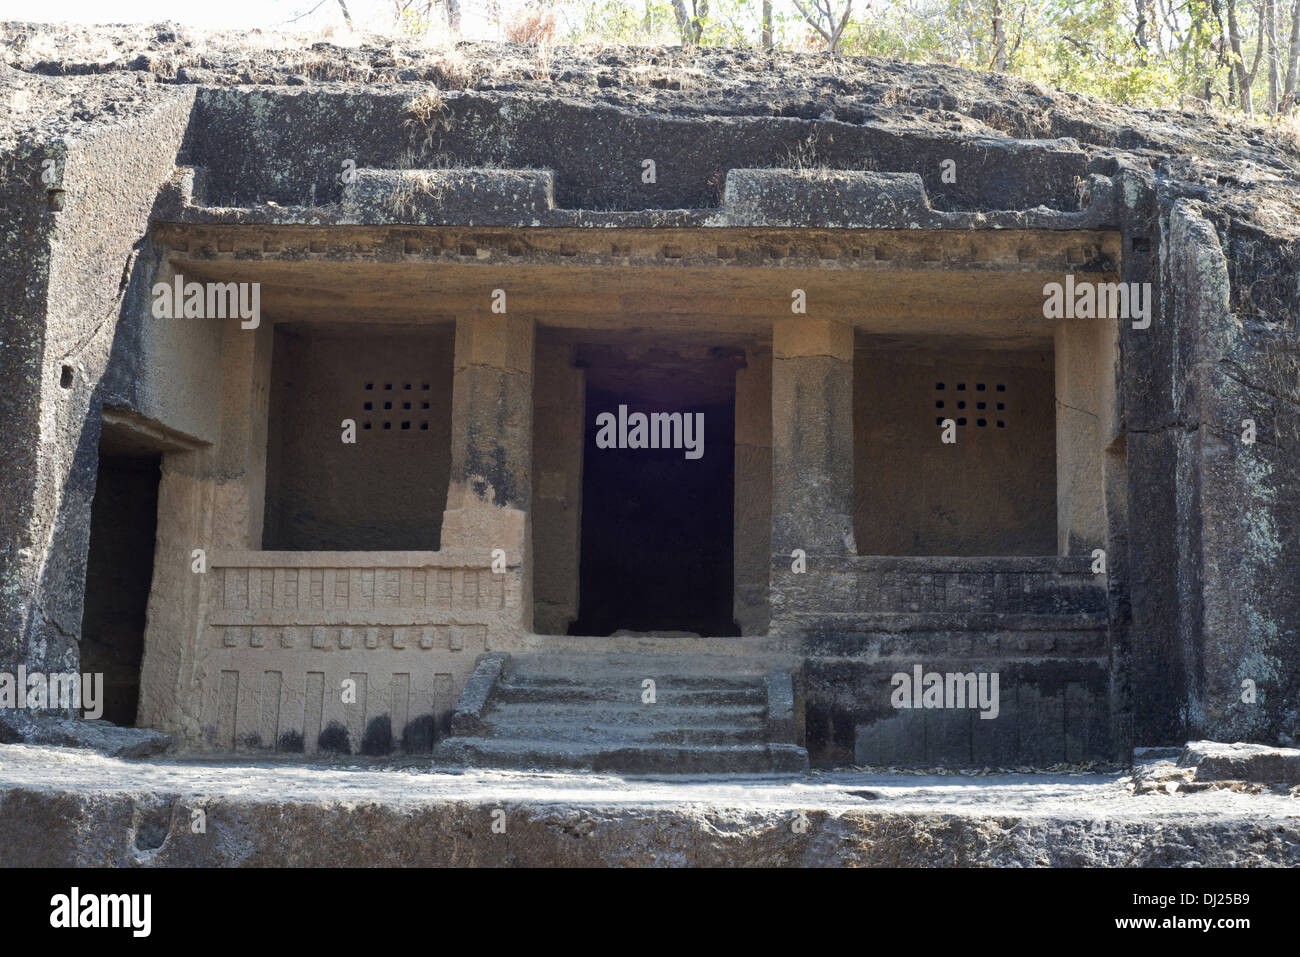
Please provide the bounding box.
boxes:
[2,22,1300,756]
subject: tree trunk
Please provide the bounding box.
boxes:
[1227,0,1254,113]
[1267,0,1281,113]
[446,0,462,34]
[1135,0,1149,63]
[672,0,696,44]
[1284,0,1300,113]
[336,0,354,29]
[991,0,1008,71]
[762,0,773,49]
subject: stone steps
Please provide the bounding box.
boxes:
[481,722,767,746]
[484,702,767,725]
[434,652,807,774]
[437,738,809,774]
[493,681,764,706]
[502,655,779,679]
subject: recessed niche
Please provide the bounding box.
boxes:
[263,323,454,551]
[857,343,1055,556]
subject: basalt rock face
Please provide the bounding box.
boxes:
[2,21,1300,758]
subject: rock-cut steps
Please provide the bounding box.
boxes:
[434,652,808,774]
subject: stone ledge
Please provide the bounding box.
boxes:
[797,627,1111,660]
[154,223,1122,273]
[788,613,1111,634]
[0,715,172,760]
[341,168,556,225]
[0,750,1296,866]
[714,167,1116,229]
[1178,741,1300,784]
[448,653,507,736]
[161,164,1118,230]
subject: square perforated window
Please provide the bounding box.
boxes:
[935,381,1008,429]
[363,379,433,434]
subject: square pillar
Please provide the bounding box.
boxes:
[532,341,585,635]
[440,314,535,561]
[734,349,772,635]
[212,320,274,548]
[771,318,855,557]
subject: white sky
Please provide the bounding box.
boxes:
[0,0,838,42]
[0,0,526,37]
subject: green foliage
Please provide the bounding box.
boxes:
[564,0,677,42]
[557,0,1297,117]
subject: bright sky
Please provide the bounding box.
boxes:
[0,0,519,37]
[0,0,863,48]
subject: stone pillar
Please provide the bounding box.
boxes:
[440,314,535,621]
[137,447,215,741]
[212,320,274,548]
[532,341,584,635]
[734,350,772,635]
[771,318,855,557]
[1055,320,1116,555]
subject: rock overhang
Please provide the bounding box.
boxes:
[7,21,1299,234]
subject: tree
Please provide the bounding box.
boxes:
[671,0,710,44]
[991,0,1006,69]
[1284,0,1300,113]
[1225,0,1262,113]
[391,0,461,35]
[1266,0,1281,112]
[791,0,855,53]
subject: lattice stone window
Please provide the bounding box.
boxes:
[361,381,434,432]
[935,381,1007,429]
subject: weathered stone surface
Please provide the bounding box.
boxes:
[340,167,556,225]
[0,715,172,759]
[764,669,796,745]
[1178,740,1300,784]
[771,318,855,562]
[1,746,1297,866]
[449,652,507,735]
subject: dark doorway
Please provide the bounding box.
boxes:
[570,360,739,637]
[80,449,161,726]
